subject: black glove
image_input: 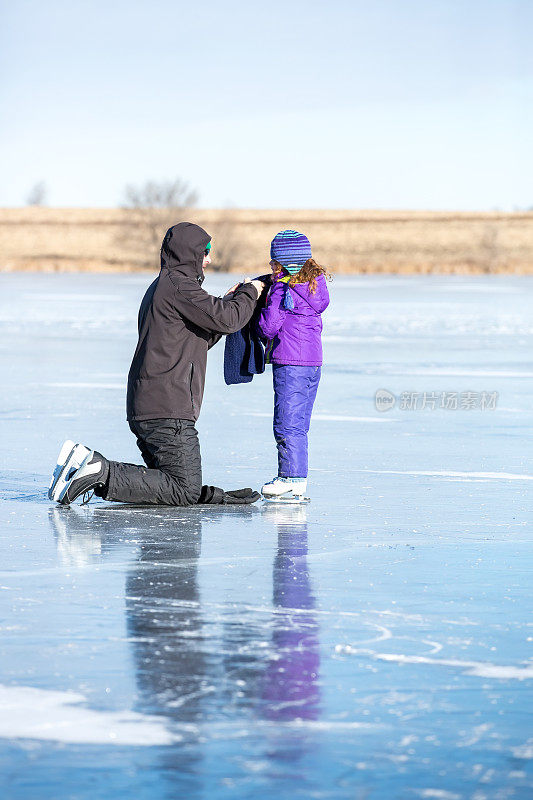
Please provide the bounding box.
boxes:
[197,485,261,505]
[222,488,261,504]
[225,488,254,498]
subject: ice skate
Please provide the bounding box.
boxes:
[261,477,310,504]
[55,450,109,506]
[48,440,92,502]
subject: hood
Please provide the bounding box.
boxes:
[283,274,329,313]
[160,222,211,282]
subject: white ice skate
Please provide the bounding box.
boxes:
[48,440,91,502]
[261,477,310,504]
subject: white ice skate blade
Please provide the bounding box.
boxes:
[49,441,75,488]
[48,440,78,500]
[49,442,91,502]
[262,493,310,505]
[57,449,97,505]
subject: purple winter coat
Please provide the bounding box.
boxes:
[257,274,330,366]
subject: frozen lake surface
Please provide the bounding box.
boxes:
[0,273,532,799]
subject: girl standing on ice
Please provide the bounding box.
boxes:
[257,230,330,500]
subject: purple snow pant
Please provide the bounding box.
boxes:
[272,364,321,478]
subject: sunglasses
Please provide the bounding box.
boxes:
[204,242,212,257]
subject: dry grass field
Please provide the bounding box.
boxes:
[1,207,532,274]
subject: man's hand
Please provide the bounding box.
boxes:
[224,282,241,296]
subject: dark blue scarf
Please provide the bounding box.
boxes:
[224,318,265,384]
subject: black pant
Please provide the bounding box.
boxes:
[104,419,224,506]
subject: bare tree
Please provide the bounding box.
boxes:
[26,181,47,206]
[208,209,243,272]
[120,178,199,268]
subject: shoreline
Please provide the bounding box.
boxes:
[2,208,532,274]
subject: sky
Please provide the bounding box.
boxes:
[0,0,531,209]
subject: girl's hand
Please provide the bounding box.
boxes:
[248,279,265,297]
[226,277,265,298]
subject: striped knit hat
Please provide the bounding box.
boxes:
[270,229,312,274]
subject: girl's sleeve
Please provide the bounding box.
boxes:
[257,281,287,339]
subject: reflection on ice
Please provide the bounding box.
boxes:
[45,502,327,780]
[261,506,320,723]
[49,503,322,733]
[51,507,102,566]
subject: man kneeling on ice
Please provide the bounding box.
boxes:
[49,222,265,506]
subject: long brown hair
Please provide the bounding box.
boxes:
[272,258,331,294]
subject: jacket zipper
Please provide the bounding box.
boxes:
[189,362,195,412]
[265,339,275,364]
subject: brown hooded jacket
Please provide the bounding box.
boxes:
[126,222,257,421]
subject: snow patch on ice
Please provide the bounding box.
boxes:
[45,382,125,389]
[23,294,121,302]
[512,740,533,759]
[244,412,397,423]
[0,684,175,745]
[284,720,379,731]
[360,469,533,482]
[388,368,533,378]
[335,647,533,680]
